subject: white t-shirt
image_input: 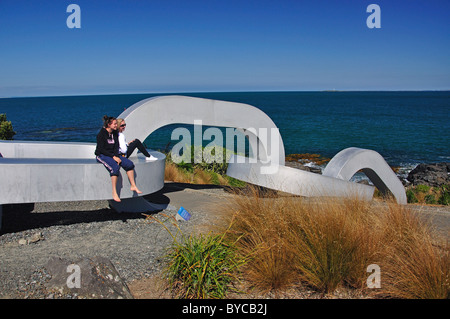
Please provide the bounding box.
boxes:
[118,132,128,154]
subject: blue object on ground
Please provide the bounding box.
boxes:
[177,206,191,221]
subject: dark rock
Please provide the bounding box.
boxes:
[45,256,133,299]
[407,163,450,187]
[285,161,322,174]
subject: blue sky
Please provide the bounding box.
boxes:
[0,0,449,97]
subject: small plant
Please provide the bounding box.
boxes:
[0,113,16,140]
[164,146,247,188]
[177,160,194,173]
[145,214,245,299]
[414,184,431,193]
[438,185,450,205]
[406,189,418,203]
[424,194,437,205]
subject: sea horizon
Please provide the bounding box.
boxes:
[2,89,450,99]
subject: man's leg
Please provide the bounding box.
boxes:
[127,139,151,157]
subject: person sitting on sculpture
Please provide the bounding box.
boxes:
[95,115,142,202]
[116,118,157,161]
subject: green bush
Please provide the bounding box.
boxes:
[226,176,247,188]
[165,232,244,299]
[407,184,449,206]
[438,185,450,205]
[177,160,194,173]
[0,113,16,140]
[146,214,245,299]
[414,184,430,193]
[165,144,247,188]
[424,194,437,205]
[406,189,418,203]
[168,144,242,176]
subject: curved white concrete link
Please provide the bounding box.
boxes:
[322,147,407,204]
[0,140,165,205]
[119,95,406,204]
[226,154,376,200]
[0,95,407,231]
[119,95,285,166]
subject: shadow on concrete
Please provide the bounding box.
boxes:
[0,183,230,235]
[0,203,148,235]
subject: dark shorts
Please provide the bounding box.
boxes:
[96,154,135,176]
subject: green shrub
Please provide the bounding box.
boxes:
[0,113,16,140]
[165,232,244,299]
[226,176,247,188]
[438,185,450,205]
[407,184,449,206]
[167,144,242,176]
[165,144,247,188]
[406,189,418,203]
[177,160,194,173]
[146,214,245,299]
[414,184,430,193]
[424,194,437,205]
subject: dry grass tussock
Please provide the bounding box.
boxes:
[165,161,229,185]
[221,186,449,298]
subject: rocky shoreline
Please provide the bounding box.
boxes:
[406,162,450,187]
[286,157,450,189]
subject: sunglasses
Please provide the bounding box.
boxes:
[120,124,126,127]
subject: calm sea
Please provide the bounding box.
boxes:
[1,91,449,173]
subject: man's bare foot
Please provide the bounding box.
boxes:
[131,186,142,194]
[113,194,121,202]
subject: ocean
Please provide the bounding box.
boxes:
[1,91,449,176]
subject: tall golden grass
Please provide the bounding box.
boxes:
[223,186,449,298]
[378,203,449,298]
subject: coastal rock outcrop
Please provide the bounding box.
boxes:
[284,161,322,174]
[407,162,450,187]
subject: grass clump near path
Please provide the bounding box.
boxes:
[145,214,245,299]
[223,187,449,298]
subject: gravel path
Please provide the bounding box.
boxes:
[0,183,230,299]
[1,183,448,299]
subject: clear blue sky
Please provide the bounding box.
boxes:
[0,0,449,97]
